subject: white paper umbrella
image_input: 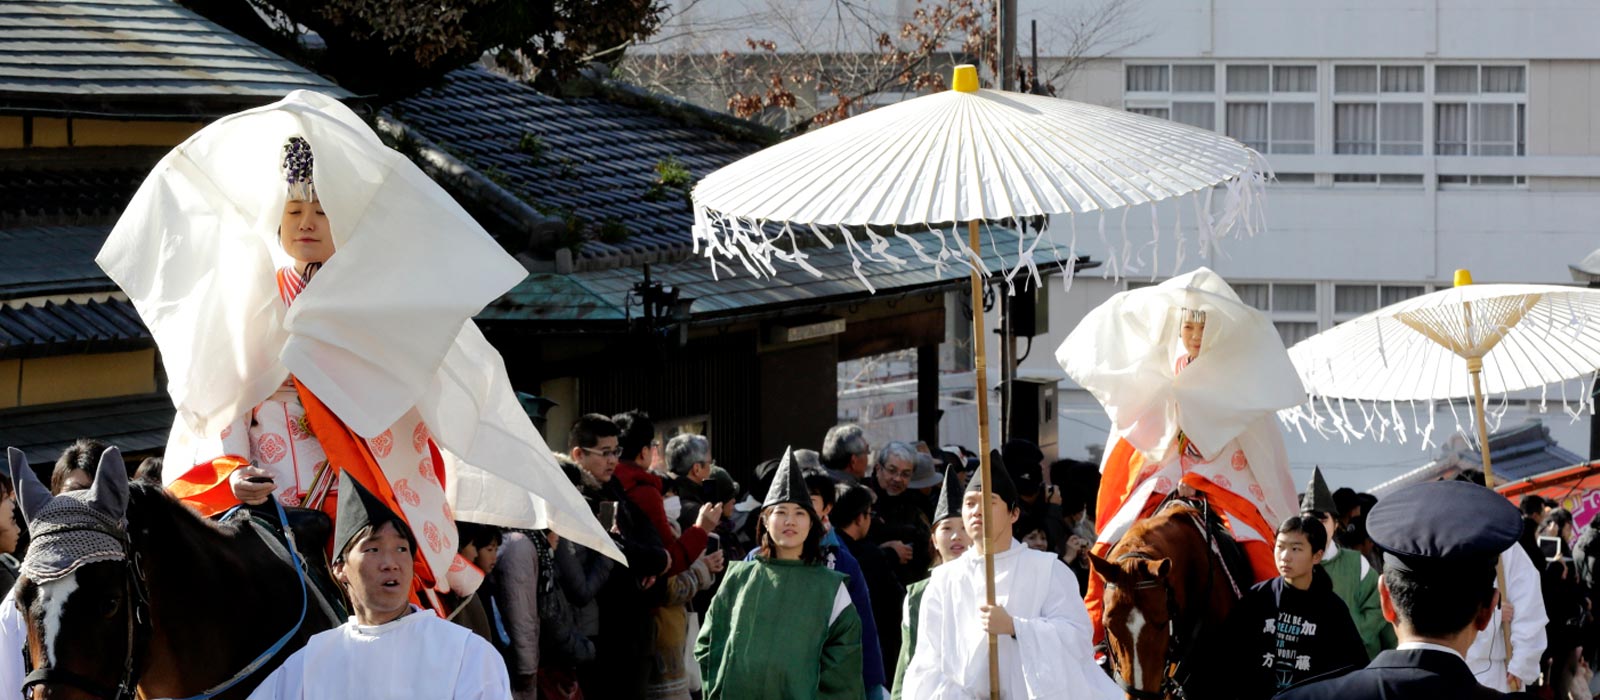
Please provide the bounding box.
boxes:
[1285,271,1600,688]
[691,65,1266,700]
[1288,278,1600,424]
[693,67,1268,284]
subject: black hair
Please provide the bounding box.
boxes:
[1013,511,1054,550]
[611,410,655,462]
[455,521,503,551]
[1542,508,1574,535]
[133,457,164,486]
[1520,494,1551,518]
[1383,565,1497,638]
[51,438,110,495]
[831,485,874,531]
[1276,515,1328,554]
[336,516,417,564]
[567,413,620,450]
[1338,513,1370,549]
[755,504,825,565]
[1332,487,1360,517]
[803,474,839,511]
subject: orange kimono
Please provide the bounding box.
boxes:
[167,268,478,599]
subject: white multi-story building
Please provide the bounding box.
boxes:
[641,0,1600,490]
[996,0,1600,490]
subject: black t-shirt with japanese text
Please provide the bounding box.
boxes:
[1224,566,1368,699]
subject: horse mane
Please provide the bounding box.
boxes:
[1113,501,1205,560]
[124,481,242,546]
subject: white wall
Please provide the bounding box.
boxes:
[1042,0,1600,60]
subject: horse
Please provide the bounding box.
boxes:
[1087,499,1247,700]
[6,446,341,700]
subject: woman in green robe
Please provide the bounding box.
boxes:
[695,448,865,699]
[892,464,970,699]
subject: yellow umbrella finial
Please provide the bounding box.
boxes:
[952,65,979,93]
[1455,269,1474,287]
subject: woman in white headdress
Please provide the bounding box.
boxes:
[95,91,619,601]
[1055,268,1305,645]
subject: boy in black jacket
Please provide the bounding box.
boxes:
[1225,515,1367,698]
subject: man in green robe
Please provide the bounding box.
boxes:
[1303,467,1396,659]
[696,448,865,699]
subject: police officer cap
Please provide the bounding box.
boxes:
[1366,480,1520,582]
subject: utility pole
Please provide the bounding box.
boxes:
[998,0,1018,90]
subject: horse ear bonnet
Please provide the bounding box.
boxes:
[8,447,53,526]
[84,447,129,522]
[11,447,128,583]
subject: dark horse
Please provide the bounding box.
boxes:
[7,447,340,699]
[1088,499,1246,700]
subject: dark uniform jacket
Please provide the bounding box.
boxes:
[1274,647,1537,700]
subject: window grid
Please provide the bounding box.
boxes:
[1124,61,1527,189]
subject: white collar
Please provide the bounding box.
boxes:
[1396,641,1465,662]
[1323,540,1341,561]
[347,605,424,637]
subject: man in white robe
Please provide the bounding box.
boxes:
[250,471,511,700]
[903,462,1121,699]
[1465,544,1547,691]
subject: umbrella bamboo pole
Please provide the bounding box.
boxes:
[968,218,1000,700]
[1462,292,1518,691]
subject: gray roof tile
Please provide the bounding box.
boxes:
[387,67,762,268]
[0,0,349,101]
[0,392,174,465]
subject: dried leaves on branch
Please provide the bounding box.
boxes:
[621,0,1147,135]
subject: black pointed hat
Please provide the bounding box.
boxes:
[966,450,1019,508]
[333,470,410,562]
[1300,467,1335,515]
[761,447,811,510]
[932,461,964,523]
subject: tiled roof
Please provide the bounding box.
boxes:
[0,0,349,107]
[0,225,117,297]
[1370,419,1585,495]
[0,168,147,227]
[1471,420,1586,482]
[0,392,174,466]
[0,298,152,359]
[387,67,763,269]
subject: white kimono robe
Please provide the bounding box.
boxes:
[1466,546,1548,690]
[903,541,1122,699]
[249,607,511,700]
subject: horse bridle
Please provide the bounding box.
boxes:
[22,499,309,700]
[21,522,151,700]
[1100,499,1220,700]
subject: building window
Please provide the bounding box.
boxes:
[1224,65,1316,155]
[1438,175,1527,187]
[1334,284,1429,320]
[1125,64,1219,131]
[1235,282,1318,345]
[1334,64,1425,155]
[1434,65,1525,156]
[1127,65,1169,92]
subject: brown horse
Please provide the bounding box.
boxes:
[7,446,339,700]
[1088,499,1245,700]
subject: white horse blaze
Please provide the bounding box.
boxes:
[1124,606,1147,688]
[36,574,80,667]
